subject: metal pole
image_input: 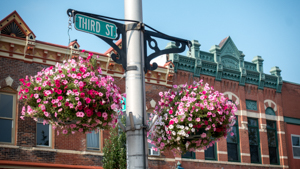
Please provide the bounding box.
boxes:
[124,0,148,169]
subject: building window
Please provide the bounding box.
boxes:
[265,107,276,116]
[266,120,279,164]
[227,116,240,162]
[87,130,100,151]
[248,118,261,163]
[36,119,51,146]
[182,151,195,159]
[0,92,16,144]
[205,144,217,160]
[148,113,160,156]
[292,135,300,159]
[246,100,257,111]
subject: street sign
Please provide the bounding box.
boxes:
[74,14,117,39]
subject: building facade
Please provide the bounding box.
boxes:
[0,10,300,169]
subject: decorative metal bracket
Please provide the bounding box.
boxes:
[67,9,192,73]
[144,30,191,73]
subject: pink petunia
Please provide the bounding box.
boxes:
[85,98,91,104]
[44,111,49,117]
[102,112,108,118]
[62,130,68,134]
[34,94,39,99]
[76,112,85,117]
[57,96,63,100]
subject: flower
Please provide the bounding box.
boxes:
[148,80,237,154]
[76,112,84,117]
[18,56,124,135]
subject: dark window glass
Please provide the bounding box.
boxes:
[248,118,257,126]
[269,147,278,164]
[267,130,276,147]
[267,120,276,128]
[293,147,300,157]
[227,127,237,143]
[227,116,239,161]
[182,151,195,159]
[292,136,300,146]
[248,128,258,145]
[205,144,216,160]
[0,119,12,142]
[248,118,260,163]
[266,120,278,164]
[250,145,260,163]
[87,130,100,150]
[36,123,50,146]
[227,143,238,161]
[0,94,13,118]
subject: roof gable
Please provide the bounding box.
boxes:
[219,36,242,60]
[0,10,35,38]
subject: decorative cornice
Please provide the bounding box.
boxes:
[169,38,283,92]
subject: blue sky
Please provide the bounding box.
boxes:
[1,0,299,83]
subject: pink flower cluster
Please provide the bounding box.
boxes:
[148,80,237,154]
[19,53,125,134]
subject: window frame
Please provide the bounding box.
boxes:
[266,120,279,165]
[0,91,16,145]
[182,151,196,159]
[147,112,160,156]
[291,134,300,159]
[86,129,102,151]
[36,119,52,147]
[227,116,240,162]
[205,143,218,161]
[248,117,261,164]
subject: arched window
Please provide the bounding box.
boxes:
[265,107,276,116]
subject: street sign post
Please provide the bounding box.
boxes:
[74,14,117,39]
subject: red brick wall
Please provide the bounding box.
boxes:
[285,123,300,169]
[281,82,300,118]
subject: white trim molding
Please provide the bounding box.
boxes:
[280,156,288,159]
[223,92,240,105]
[236,110,284,122]
[261,155,270,158]
[217,151,228,154]
[241,153,250,156]
[264,99,277,111]
[278,131,285,134]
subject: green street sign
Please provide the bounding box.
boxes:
[74,14,117,39]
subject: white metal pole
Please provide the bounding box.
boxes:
[124,0,148,168]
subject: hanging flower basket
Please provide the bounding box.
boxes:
[18,53,124,135]
[148,80,237,154]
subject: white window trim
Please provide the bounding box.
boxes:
[36,120,52,147]
[291,134,300,159]
[0,92,16,144]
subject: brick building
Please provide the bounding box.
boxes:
[1,10,300,169]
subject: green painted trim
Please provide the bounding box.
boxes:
[248,118,261,164]
[266,120,280,165]
[283,80,300,86]
[284,116,300,125]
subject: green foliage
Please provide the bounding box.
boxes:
[103,116,126,169]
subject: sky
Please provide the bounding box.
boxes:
[1,0,300,83]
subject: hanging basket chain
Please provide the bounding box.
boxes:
[64,13,73,60]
